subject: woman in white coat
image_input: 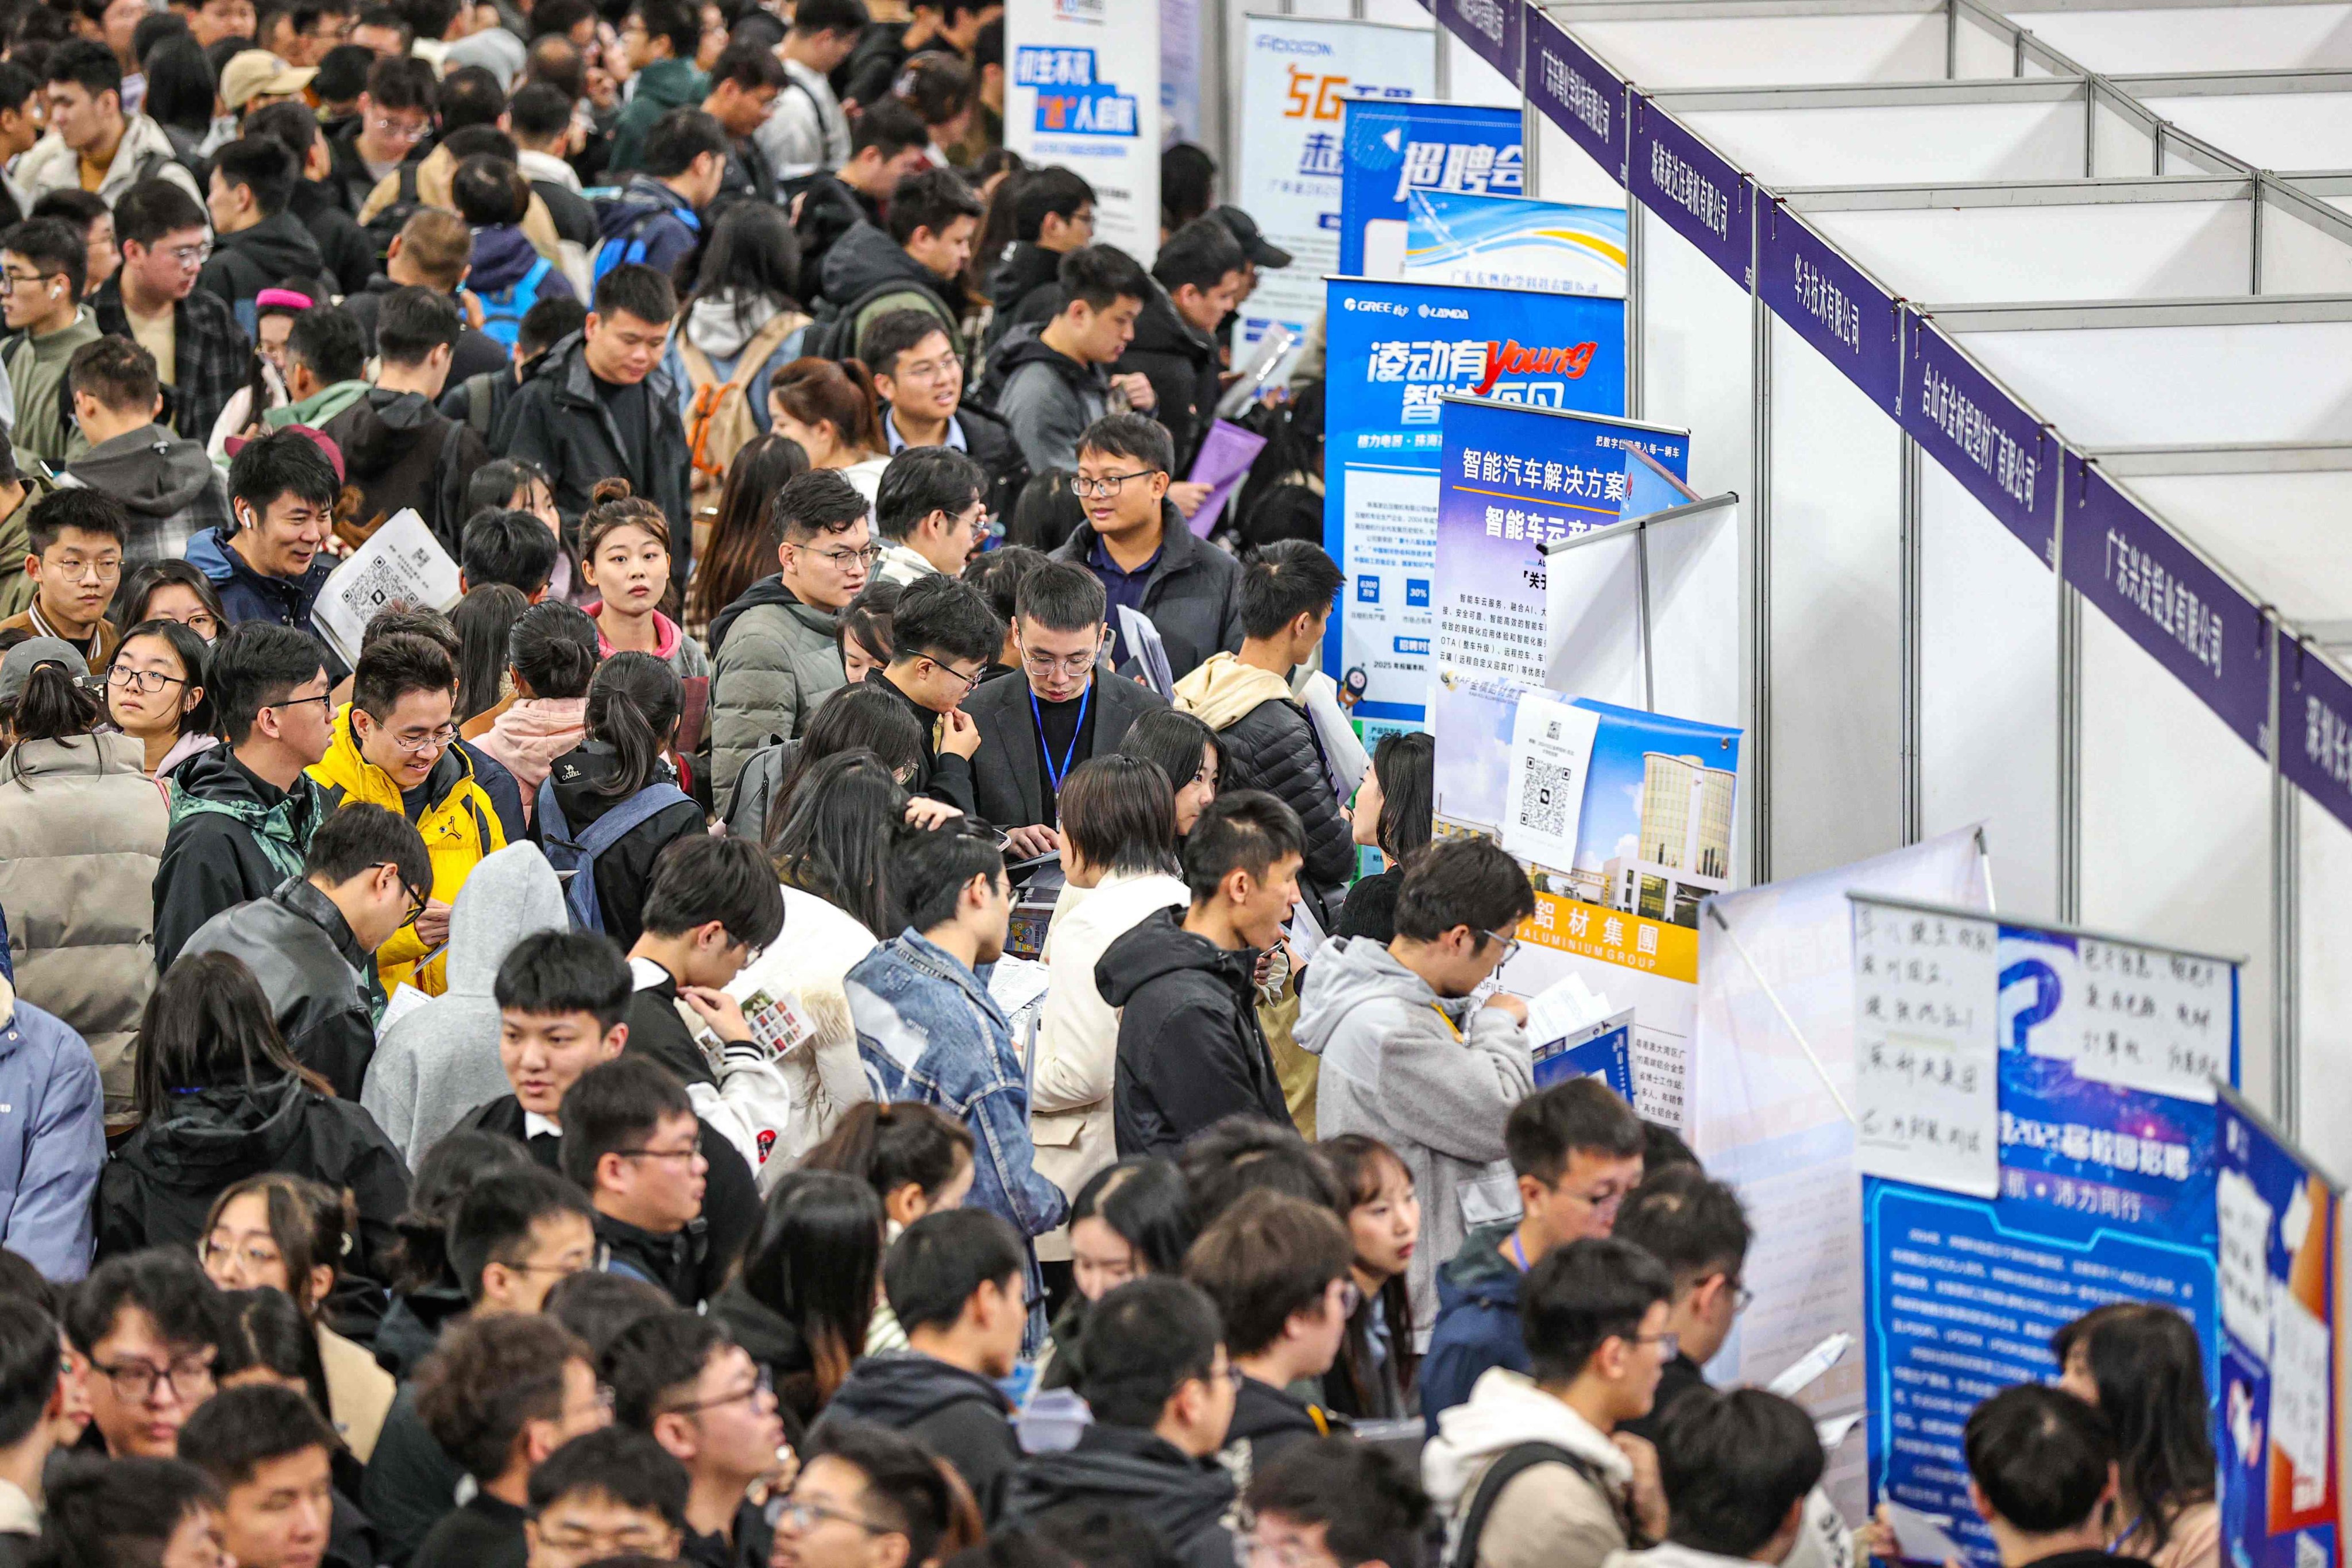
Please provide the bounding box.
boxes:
[1031,756,1192,1279]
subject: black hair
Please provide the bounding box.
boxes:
[361,51,433,110]
[774,466,870,543]
[465,459,550,520]
[284,302,365,383]
[803,1420,971,1568]
[1068,1157,1192,1278]
[0,216,83,301]
[558,1056,694,1192]
[520,296,588,361]
[350,631,454,724]
[0,658,102,765]
[495,929,632,1032]
[629,0,697,55]
[138,41,213,138]
[1117,709,1221,816]
[361,603,458,660]
[790,0,866,35]
[889,571,1002,669]
[2047,1304,2215,1548]
[448,1164,593,1303]
[1180,789,1303,904]
[1656,1388,1824,1558]
[227,427,339,522]
[601,1309,724,1429]
[739,1169,882,1418]
[861,306,956,381]
[376,283,462,365]
[387,1129,532,1295]
[1076,411,1171,477]
[526,0,590,41]
[1177,1118,1346,1234]
[0,60,36,119]
[582,650,681,801]
[304,798,430,895]
[1245,1438,1433,1568]
[708,36,784,94]
[1009,558,1103,634]
[435,63,505,132]
[1028,1509,1179,1568]
[1238,540,1343,641]
[875,447,987,544]
[29,190,106,241]
[115,561,226,642]
[802,1100,974,1207]
[437,124,519,165]
[1392,835,1534,945]
[1154,216,1245,298]
[962,544,1044,629]
[64,1248,221,1360]
[1013,166,1094,242]
[593,260,677,327]
[893,50,970,128]
[641,833,785,947]
[1521,1236,1673,1386]
[1319,1133,1418,1411]
[504,598,599,702]
[413,1312,590,1483]
[780,683,925,808]
[112,177,209,250]
[1367,731,1433,863]
[209,136,298,219]
[176,1381,335,1490]
[207,621,326,746]
[213,1285,329,1412]
[1057,244,1149,315]
[1059,755,1177,880]
[0,1297,58,1448]
[768,748,911,934]
[683,200,801,325]
[312,40,370,102]
[450,153,528,228]
[1160,144,1215,231]
[527,1426,689,1528]
[1506,1077,1645,1185]
[886,165,982,248]
[1075,1276,1222,1430]
[542,1273,674,1362]
[883,1207,1026,1335]
[849,97,925,161]
[130,952,322,1122]
[241,100,323,171]
[1007,467,1085,553]
[44,37,120,99]
[1964,1385,2117,1535]
[462,508,559,597]
[453,584,530,722]
[640,106,728,180]
[1182,1190,1354,1359]
[509,78,571,142]
[1613,1164,1752,1292]
[686,432,806,638]
[891,820,1005,934]
[839,578,902,670]
[25,487,125,555]
[32,1456,223,1568]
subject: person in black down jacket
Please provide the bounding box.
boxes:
[979,165,1096,357]
[180,801,431,1101]
[1100,791,1302,1159]
[1002,1277,1239,1568]
[96,950,411,1284]
[534,652,704,949]
[712,1168,882,1438]
[867,307,1030,527]
[819,1209,1028,1521]
[196,137,338,327]
[1171,541,1354,921]
[1117,218,1246,476]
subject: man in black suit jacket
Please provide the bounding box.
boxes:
[966,559,1167,856]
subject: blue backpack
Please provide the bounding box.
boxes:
[590,199,702,289]
[476,255,554,350]
[535,775,694,934]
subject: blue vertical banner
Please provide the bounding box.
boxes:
[1323,277,1625,732]
[2216,1091,2340,1568]
[1527,10,1627,184]
[1339,100,1523,277]
[2281,636,2352,839]
[1863,906,2239,1568]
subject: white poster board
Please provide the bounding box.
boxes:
[1544,493,1742,728]
[1006,0,1163,263]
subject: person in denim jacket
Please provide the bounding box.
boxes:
[847,820,1069,1353]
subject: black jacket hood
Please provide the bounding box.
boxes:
[116,1077,310,1189]
[820,221,959,309]
[1007,1424,1235,1546]
[1129,283,1215,370]
[337,389,441,480]
[172,743,285,809]
[217,209,329,281]
[1095,907,1254,1009]
[988,242,1063,314]
[825,1351,1011,1430]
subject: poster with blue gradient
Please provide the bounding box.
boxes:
[2215,1091,2339,1568]
[1339,99,1522,277]
[1403,191,1627,298]
[1322,277,1625,733]
[1863,911,2239,1568]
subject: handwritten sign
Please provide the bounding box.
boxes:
[2217,1164,2274,1355]
[1852,896,2000,1198]
[2068,937,2233,1103]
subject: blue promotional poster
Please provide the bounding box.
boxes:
[1864,916,2239,1567]
[2215,1091,2339,1568]
[1399,191,1627,297]
[1338,100,1523,277]
[1534,1012,1637,1101]
[1322,276,1626,732]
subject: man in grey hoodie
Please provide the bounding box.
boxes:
[361,840,569,1165]
[1295,835,1539,1342]
[59,334,227,566]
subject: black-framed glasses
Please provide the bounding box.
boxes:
[775,1499,895,1536]
[0,268,60,295]
[1482,929,1522,965]
[613,1135,705,1164]
[1632,1330,1682,1361]
[1067,469,1156,499]
[926,656,987,693]
[662,1366,773,1417]
[92,1352,215,1404]
[106,665,186,694]
[264,692,333,716]
[381,867,428,925]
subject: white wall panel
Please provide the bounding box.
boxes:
[1957,322,2352,445]
[2141,89,2352,173]
[2007,3,2352,71]
[2127,471,2352,629]
[2299,797,2352,1177]
[1812,200,2249,302]
[1573,12,1945,86]
[1682,101,2087,184]
[2262,199,2352,292]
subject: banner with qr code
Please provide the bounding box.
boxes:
[1322,276,1627,730]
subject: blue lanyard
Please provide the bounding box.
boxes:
[1030,683,1091,799]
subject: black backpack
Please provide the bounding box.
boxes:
[362,164,424,267]
[1450,1442,1621,1568]
[800,277,956,364]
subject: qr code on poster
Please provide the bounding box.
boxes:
[1517,756,1573,837]
[335,555,410,618]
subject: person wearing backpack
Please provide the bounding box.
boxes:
[342,207,514,389]
[196,138,338,333]
[592,107,724,287]
[452,152,574,352]
[661,201,809,524]
[1424,1238,1674,1568]
[810,165,977,365]
[535,650,705,948]
[319,285,492,548]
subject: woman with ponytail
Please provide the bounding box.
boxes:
[0,636,168,1131]
[578,478,713,681]
[533,650,705,946]
[475,600,601,820]
[768,357,891,506]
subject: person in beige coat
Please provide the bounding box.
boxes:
[1032,755,1188,1264]
[0,636,167,1129]
[1425,1237,1675,1568]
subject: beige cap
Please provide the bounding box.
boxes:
[221,51,318,111]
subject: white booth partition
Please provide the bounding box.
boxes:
[2003,0,2352,74]
[2115,69,2352,177]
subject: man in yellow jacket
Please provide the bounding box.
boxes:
[310,629,506,996]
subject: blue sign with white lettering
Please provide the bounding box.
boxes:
[1900,320,2056,564]
[1527,10,1625,183]
[1339,100,1523,277]
[1629,97,1749,286]
[1759,203,1902,414]
[2282,639,2352,837]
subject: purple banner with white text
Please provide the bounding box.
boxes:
[2282,638,2352,837]
[1629,98,1749,286]
[1527,11,1625,184]
[1759,202,1902,413]
[1899,319,2054,563]
[1436,0,1522,86]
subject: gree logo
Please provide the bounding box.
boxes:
[1474,339,1597,396]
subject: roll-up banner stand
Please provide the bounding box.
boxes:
[1338,99,1524,277]
[1003,0,1161,263]
[1860,893,2239,1566]
[2215,1088,2340,1568]
[1230,15,1433,361]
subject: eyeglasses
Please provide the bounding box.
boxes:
[51,555,121,582]
[107,665,187,694]
[1730,1281,1754,1315]
[263,692,333,716]
[159,242,212,268]
[893,354,959,383]
[662,1366,774,1417]
[380,866,429,925]
[1633,1330,1682,1361]
[1331,1279,1364,1317]
[0,268,59,294]
[532,1524,675,1557]
[926,657,987,693]
[1483,930,1522,965]
[503,1240,612,1276]
[92,1353,215,1405]
[613,1136,705,1164]
[1019,640,1102,678]
[198,1237,280,1272]
[388,724,458,756]
[176,611,221,637]
[808,543,880,569]
[368,115,430,142]
[775,1500,895,1536]
[1067,469,1157,499]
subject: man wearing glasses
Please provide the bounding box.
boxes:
[862,571,999,817]
[965,559,1166,856]
[866,308,1030,525]
[89,180,249,448]
[0,489,122,663]
[180,801,432,1100]
[607,1312,789,1567]
[560,1056,727,1309]
[64,1250,223,1459]
[870,445,988,588]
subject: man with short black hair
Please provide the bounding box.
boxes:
[1421,1079,1648,1428]
[864,306,1028,524]
[1175,538,1351,914]
[1612,1168,1756,1445]
[64,1248,223,1458]
[270,305,372,431]
[1426,1237,1674,1568]
[848,822,1066,1343]
[965,557,1166,847]
[179,800,430,1098]
[185,427,342,666]
[177,1385,339,1568]
[17,40,204,209]
[872,443,987,585]
[241,99,376,297]
[60,334,229,566]
[1246,1438,1434,1568]
[319,284,491,549]
[509,81,593,250]
[982,165,1094,353]
[790,97,929,284]
[455,927,635,1165]
[0,1297,61,1555]
[1299,834,1538,1340]
[866,571,1001,814]
[0,216,101,470]
[497,261,691,542]
[818,164,978,354]
[0,489,123,662]
[199,136,334,322]
[760,0,863,183]
[326,53,432,215]
[707,465,871,802]
[461,508,558,600]
[1123,216,1248,474]
[1612,1388,1824,1568]
[1959,1385,2128,1568]
[821,1207,1028,1517]
[1184,1191,1355,1481]
[92,177,249,445]
[837,0,986,111]
[343,204,513,388]
[607,0,706,172]
[598,106,724,279]
[983,245,1154,476]
[701,40,783,210]
[524,1427,692,1568]
[152,620,334,968]
[561,1055,727,1308]
[1003,1276,1238,1568]
[1102,789,1304,1157]
[1051,412,1241,682]
[602,1312,784,1568]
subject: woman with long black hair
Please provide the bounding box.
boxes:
[710,1168,883,1435]
[1337,730,1433,944]
[1318,1133,1421,1420]
[684,431,809,643]
[475,600,598,822]
[2053,1303,2219,1568]
[534,650,704,947]
[665,203,812,528]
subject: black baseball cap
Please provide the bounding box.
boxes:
[1211,205,1291,269]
